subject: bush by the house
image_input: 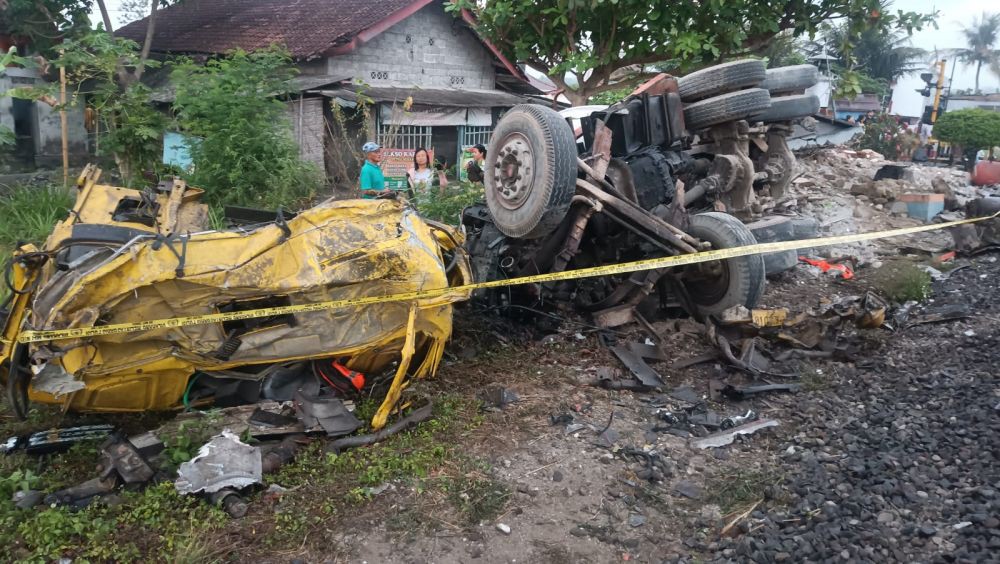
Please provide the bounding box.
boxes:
[171,47,322,210]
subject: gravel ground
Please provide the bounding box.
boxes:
[705,257,1000,564]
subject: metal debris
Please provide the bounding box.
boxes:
[293,390,363,437]
[690,419,780,449]
[610,341,668,388]
[175,430,263,495]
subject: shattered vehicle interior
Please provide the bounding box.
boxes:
[462,60,820,323]
[1,166,471,428]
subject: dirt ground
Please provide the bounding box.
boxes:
[186,247,987,563]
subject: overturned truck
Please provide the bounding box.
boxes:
[464,60,819,320]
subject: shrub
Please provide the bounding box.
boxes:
[413,181,484,225]
[933,108,1000,153]
[854,113,907,160]
[172,47,322,210]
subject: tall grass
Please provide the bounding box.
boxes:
[0,183,74,302]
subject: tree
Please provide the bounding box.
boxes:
[955,12,1000,95]
[812,15,926,84]
[450,0,935,105]
[171,48,321,209]
[0,0,92,56]
[933,108,1000,153]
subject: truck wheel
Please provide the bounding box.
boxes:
[683,89,771,131]
[752,94,820,123]
[760,65,820,94]
[485,104,578,239]
[682,212,766,314]
[677,60,766,102]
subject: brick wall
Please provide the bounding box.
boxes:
[287,97,326,170]
[326,2,495,90]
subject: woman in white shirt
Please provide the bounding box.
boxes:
[407,147,448,195]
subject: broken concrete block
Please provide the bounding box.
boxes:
[899,193,945,222]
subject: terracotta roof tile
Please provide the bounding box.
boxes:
[116,0,422,59]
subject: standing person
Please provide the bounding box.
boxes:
[407,147,448,195]
[465,144,487,184]
[359,141,388,198]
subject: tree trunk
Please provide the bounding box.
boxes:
[975,60,982,95]
[134,0,160,82]
[95,0,115,32]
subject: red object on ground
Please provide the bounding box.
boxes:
[799,257,855,279]
[972,161,1000,186]
[315,360,365,394]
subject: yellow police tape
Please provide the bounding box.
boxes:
[14,211,999,344]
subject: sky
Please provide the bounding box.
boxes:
[887,0,1000,116]
[91,0,998,116]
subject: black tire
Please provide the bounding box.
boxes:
[485,104,577,238]
[677,60,766,102]
[683,88,771,131]
[763,250,799,278]
[752,94,820,123]
[683,212,766,314]
[760,65,820,94]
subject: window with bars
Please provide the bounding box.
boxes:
[462,125,493,147]
[377,125,433,149]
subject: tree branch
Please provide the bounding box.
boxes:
[135,0,159,81]
[95,0,115,32]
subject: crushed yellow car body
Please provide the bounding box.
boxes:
[1,166,471,428]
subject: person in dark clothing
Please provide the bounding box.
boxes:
[465,144,487,184]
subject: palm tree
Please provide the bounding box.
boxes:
[810,21,926,84]
[956,12,1000,94]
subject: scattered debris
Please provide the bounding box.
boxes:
[293,390,363,437]
[175,431,263,495]
[799,256,855,279]
[690,419,780,449]
[496,523,512,535]
[907,304,972,327]
[327,402,434,454]
[610,341,667,388]
[710,381,801,402]
[1,424,115,455]
[478,386,520,410]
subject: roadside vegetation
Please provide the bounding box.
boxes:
[0,394,502,560]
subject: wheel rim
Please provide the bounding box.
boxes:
[683,259,732,306]
[492,133,535,210]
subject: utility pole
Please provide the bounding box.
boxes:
[930,60,946,123]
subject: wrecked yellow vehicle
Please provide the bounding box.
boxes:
[1,166,471,427]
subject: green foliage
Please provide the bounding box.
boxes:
[413,181,485,225]
[812,6,928,84]
[873,260,932,303]
[589,86,633,105]
[0,481,225,561]
[53,31,168,187]
[450,0,935,104]
[0,183,74,255]
[933,108,1000,151]
[833,67,889,99]
[1,47,36,148]
[0,0,93,58]
[446,473,511,525]
[854,113,907,159]
[171,47,322,209]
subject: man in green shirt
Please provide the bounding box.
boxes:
[360,141,388,198]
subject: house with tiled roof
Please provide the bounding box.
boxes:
[117,0,548,186]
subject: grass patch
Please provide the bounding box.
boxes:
[0,481,227,562]
[0,182,74,302]
[705,467,785,513]
[871,259,932,303]
[446,471,511,525]
[257,395,489,549]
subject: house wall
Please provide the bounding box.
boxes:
[947,99,1000,112]
[326,3,495,90]
[1,69,89,168]
[286,96,327,170]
